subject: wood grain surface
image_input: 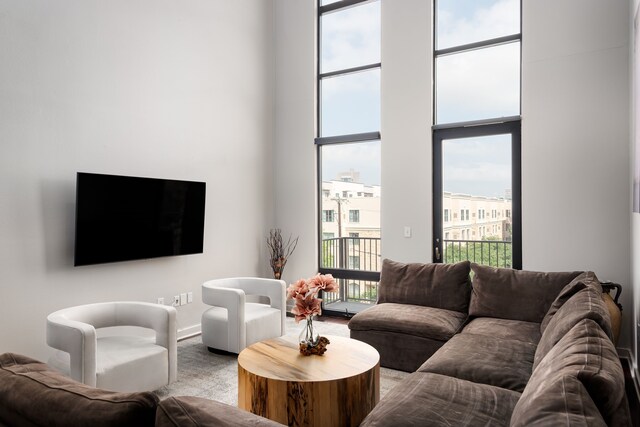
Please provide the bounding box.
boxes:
[238,335,380,426]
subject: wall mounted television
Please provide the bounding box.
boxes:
[74,172,206,266]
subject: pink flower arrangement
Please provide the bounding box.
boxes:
[287,274,338,323]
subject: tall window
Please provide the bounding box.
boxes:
[317,0,381,315]
[433,0,522,269]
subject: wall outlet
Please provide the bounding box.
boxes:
[157,297,165,305]
[180,293,187,306]
[173,295,180,306]
[187,292,193,304]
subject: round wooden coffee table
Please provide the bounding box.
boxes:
[238,334,380,426]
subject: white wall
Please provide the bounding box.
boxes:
[274,0,634,356]
[380,0,433,263]
[273,0,317,285]
[0,0,275,360]
[522,0,632,350]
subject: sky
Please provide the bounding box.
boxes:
[319,0,519,198]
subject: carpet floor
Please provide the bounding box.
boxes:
[154,317,409,406]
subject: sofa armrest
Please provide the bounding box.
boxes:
[202,283,246,351]
[46,313,97,386]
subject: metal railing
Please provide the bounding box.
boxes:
[323,278,379,306]
[321,237,381,271]
[443,239,512,268]
[321,237,381,309]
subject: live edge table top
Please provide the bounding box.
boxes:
[237,335,380,427]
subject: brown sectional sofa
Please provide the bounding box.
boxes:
[0,260,630,426]
[352,260,631,426]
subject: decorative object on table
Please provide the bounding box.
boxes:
[299,336,331,356]
[266,229,299,280]
[287,274,338,355]
[600,281,623,345]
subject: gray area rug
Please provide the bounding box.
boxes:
[155,317,409,406]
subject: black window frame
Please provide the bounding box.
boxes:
[316,0,382,302]
[433,120,522,269]
[432,0,522,270]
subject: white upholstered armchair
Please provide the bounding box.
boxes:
[201,277,286,354]
[46,301,177,392]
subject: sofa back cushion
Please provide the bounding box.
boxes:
[377,259,471,313]
[539,271,599,333]
[468,264,582,323]
[534,285,612,370]
[0,353,158,427]
[511,319,629,427]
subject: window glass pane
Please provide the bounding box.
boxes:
[321,1,380,74]
[436,42,520,124]
[320,141,381,271]
[442,134,512,267]
[320,0,341,6]
[436,0,520,50]
[321,68,380,136]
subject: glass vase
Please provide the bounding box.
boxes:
[298,315,320,348]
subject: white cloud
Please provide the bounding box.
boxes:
[321,1,380,73]
[322,141,381,186]
[437,0,519,49]
[443,135,512,197]
[436,0,520,124]
[437,42,520,123]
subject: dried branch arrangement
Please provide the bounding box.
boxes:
[266,229,299,280]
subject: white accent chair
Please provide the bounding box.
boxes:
[201,277,286,354]
[46,301,177,392]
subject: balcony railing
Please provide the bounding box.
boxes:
[322,278,379,306]
[443,239,512,268]
[321,237,381,310]
[321,237,381,271]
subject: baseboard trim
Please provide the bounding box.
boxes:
[178,324,201,342]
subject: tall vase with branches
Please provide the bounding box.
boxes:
[267,229,299,280]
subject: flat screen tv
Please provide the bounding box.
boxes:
[74,172,206,266]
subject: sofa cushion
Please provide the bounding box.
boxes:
[377,259,471,312]
[156,396,281,427]
[533,285,612,370]
[469,264,583,323]
[350,329,447,373]
[540,271,600,333]
[512,319,629,427]
[0,352,158,427]
[510,374,607,427]
[417,333,535,392]
[348,303,467,341]
[360,372,521,427]
[461,317,541,345]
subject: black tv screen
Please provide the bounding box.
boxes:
[74,172,206,266]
